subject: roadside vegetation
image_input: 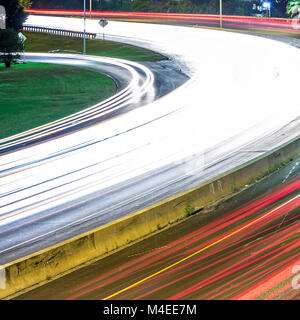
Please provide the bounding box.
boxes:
[0,0,29,67]
[23,32,166,61]
[0,62,116,138]
[0,32,165,139]
[0,31,165,139]
[0,1,166,139]
[29,0,291,18]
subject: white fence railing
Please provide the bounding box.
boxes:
[23,25,96,39]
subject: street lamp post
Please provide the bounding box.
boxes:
[83,0,86,55]
[220,0,222,28]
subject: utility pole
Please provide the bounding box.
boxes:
[220,0,223,28]
[90,0,92,18]
[83,0,86,55]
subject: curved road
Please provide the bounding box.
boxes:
[0,17,299,267]
[16,156,300,300]
[0,53,156,154]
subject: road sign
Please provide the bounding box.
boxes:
[99,18,108,28]
[18,32,27,43]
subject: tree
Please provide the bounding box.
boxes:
[158,0,181,13]
[222,0,244,15]
[286,0,300,17]
[0,1,29,67]
[0,0,31,31]
[132,0,153,12]
[271,0,288,17]
[0,28,24,67]
[30,0,79,10]
[31,0,132,11]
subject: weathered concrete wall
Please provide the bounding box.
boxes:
[1,136,299,299]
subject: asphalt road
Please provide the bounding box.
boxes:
[0,54,188,155]
[16,156,300,300]
[1,18,300,267]
[25,9,300,35]
[0,53,156,154]
[0,117,299,266]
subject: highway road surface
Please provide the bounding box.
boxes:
[0,53,156,153]
[16,156,300,300]
[0,17,299,268]
[26,9,300,35]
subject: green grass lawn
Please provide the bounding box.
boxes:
[0,62,116,139]
[0,32,165,139]
[24,32,166,61]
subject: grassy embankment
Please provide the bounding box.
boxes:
[23,31,165,61]
[0,33,165,139]
[0,62,116,139]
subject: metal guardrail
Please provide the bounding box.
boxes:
[23,25,96,39]
[25,9,300,33]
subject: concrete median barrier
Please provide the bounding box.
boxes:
[1,136,299,299]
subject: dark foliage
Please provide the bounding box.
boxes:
[0,0,30,31]
[0,28,24,67]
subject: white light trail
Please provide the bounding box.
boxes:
[0,16,299,228]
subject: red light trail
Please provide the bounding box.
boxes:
[19,175,299,300]
[25,9,300,34]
